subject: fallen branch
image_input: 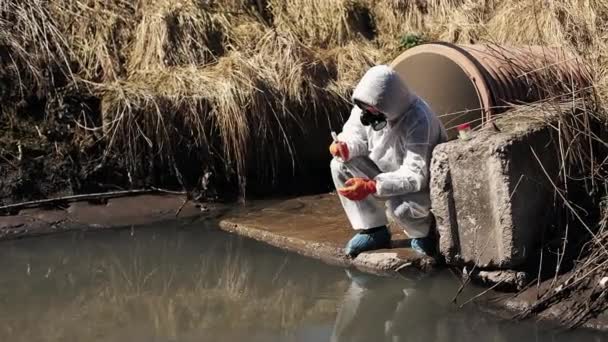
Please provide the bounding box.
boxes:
[458,280,505,308]
[149,187,189,196]
[0,188,187,214]
[175,198,189,217]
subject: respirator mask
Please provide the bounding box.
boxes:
[356,100,387,131]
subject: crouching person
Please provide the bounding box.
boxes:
[330,65,447,258]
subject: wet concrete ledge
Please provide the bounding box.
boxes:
[218,193,436,276]
[217,193,608,331]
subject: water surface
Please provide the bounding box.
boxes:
[0,222,603,341]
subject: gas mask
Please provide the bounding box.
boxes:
[356,101,387,131]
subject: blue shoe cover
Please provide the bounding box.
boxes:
[345,226,391,257]
[410,236,435,256]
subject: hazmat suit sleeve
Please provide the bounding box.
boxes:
[373,116,432,197]
[337,107,368,161]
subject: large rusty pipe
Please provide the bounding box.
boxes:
[390,43,591,138]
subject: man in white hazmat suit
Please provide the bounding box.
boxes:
[330,65,447,257]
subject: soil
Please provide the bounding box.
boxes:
[0,88,336,207]
[0,194,228,239]
[0,101,197,207]
[1,100,126,205]
[480,273,608,332]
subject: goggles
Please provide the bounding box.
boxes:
[355,101,387,131]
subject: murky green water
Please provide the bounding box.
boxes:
[0,221,604,342]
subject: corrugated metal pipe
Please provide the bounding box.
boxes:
[390,43,592,138]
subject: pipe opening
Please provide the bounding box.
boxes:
[390,43,590,139]
[392,52,484,138]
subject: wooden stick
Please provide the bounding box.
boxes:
[149,187,189,196]
[175,198,189,217]
[458,280,504,309]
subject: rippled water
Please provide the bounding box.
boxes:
[0,221,604,342]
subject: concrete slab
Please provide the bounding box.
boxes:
[430,116,560,269]
[219,193,436,275]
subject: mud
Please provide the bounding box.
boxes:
[0,194,226,240]
[481,276,608,332]
[0,89,135,206]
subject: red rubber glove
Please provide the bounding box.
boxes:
[329,141,349,161]
[338,178,376,201]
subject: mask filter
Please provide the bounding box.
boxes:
[359,107,387,131]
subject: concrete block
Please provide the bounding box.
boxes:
[430,117,560,269]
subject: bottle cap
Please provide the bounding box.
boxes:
[457,123,471,131]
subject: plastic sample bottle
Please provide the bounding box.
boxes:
[457,123,472,141]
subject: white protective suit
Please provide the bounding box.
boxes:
[331,65,447,238]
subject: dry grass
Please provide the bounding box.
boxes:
[1,0,607,192]
[270,0,375,46]
[49,0,136,81]
[0,0,601,190]
[127,1,231,72]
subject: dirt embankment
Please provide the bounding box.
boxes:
[1,91,123,204]
[3,0,607,206]
[0,90,230,206]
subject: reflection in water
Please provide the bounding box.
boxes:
[0,223,348,341]
[331,270,604,342]
[0,222,604,342]
[332,269,483,342]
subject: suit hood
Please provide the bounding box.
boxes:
[351,65,416,121]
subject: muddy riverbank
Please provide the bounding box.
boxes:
[0,194,226,239]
